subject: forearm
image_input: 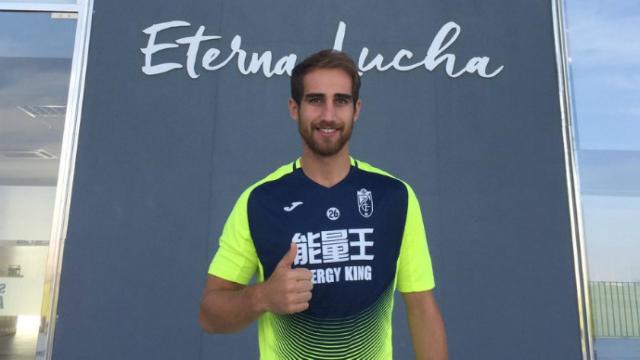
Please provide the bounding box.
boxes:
[200,246,312,333]
[199,283,266,333]
[404,291,448,360]
[407,307,447,359]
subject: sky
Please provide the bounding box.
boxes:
[566,0,640,151]
[565,0,640,282]
[0,12,75,59]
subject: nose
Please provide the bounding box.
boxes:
[321,102,337,121]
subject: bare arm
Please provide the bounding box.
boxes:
[199,243,313,333]
[198,275,263,333]
[402,290,448,360]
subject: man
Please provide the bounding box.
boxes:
[199,49,448,360]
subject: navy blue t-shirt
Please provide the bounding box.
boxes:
[209,158,435,359]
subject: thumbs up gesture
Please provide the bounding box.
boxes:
[261,243,313,314]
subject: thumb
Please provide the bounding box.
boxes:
[276,242,297,269]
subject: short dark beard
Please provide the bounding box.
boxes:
[298,115,353,157]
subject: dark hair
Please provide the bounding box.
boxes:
[290,49,361,106]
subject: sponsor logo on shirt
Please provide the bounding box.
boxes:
[283,201,303,212]
[292,228,374,285]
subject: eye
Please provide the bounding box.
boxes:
[335,97,352,105]
[307,96,323,104]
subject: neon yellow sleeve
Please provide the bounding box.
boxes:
[396,184,435,293]
[208,188,258,285]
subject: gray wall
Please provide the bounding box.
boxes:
[53,0,582,359]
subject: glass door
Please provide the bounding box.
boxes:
[564,1,640,359]
[0,10,77,359]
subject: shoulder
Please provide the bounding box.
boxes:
[355,158,416,196]
[237,161,296,202]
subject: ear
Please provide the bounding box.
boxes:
[288,98,299,121]
[353,99,362,122]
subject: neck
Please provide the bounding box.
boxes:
[300,146,351,188]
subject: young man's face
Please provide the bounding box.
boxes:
[289,68,362,157]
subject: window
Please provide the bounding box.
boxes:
[0,2,90,359]
[565,1,640,358]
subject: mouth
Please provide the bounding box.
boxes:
[314,127,341,139]
[314,121,341,134]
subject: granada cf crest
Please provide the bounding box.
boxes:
[357,188,373,218]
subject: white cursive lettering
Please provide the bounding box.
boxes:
[141,20,504,79]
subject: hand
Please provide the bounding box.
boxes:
[260,243,313,314]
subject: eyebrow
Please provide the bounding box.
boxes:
[334,93,353,101]
[304,93,353,100]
